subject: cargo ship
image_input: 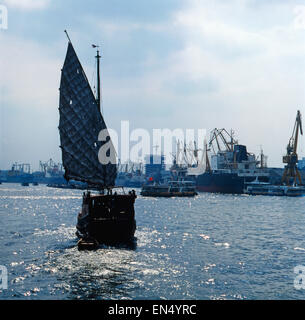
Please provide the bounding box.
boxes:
[187,129,270,194]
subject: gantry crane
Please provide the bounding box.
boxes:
[282,110,303,186]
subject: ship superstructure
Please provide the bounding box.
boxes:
[187,129,270,194]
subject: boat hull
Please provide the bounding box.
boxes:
[140,180,198,197]
[245,185,305,197]
[195,172,245,194]
[140,191,197,197]
[76,192,137,244]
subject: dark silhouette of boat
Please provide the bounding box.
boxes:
[58,31,137,249]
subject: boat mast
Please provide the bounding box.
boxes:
[64,30,71,43]
[95,47,101,113]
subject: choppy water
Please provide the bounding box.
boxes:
[1,183,305,300]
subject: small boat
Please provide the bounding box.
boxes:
[244,181,305,197]
[58,32,137,245]
[21,182,30,186]
[33,182,39,186]
[141,180,198,197]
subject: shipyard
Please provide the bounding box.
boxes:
[2,0,305,308]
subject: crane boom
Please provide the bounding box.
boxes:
[293,110,302,154]
[282,110,303,186]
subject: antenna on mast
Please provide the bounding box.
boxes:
[64,30,72,43]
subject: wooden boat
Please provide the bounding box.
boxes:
[58,31,137,245]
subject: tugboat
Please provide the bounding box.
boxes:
[58,31,137,248]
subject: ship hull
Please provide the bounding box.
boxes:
[76,192,137,244]
[195,172,245,194]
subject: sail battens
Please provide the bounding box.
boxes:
[59,42,117,187]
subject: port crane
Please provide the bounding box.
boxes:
[282,110,303,186]
[209,129,239,169]
[209,129,237,154]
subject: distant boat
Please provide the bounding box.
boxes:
[33,182,39,186]
[141,180,197,197]
[244,181,305,197]
[21,182,29,186]
[58,31,137,247]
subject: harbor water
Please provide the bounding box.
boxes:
[1,183,305,300]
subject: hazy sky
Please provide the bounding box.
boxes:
[1,0,305,170]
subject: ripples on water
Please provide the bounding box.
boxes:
[1,184,305,300]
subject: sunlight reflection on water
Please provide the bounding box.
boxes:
[1,184,305,299]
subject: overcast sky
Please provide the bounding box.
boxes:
[1,0,305,170]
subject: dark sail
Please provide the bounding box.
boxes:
[59,42,117,187]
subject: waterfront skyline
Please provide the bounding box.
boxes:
[1,0,305,170]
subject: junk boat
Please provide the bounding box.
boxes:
[141,180,197,197]
[58,31,137,248]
